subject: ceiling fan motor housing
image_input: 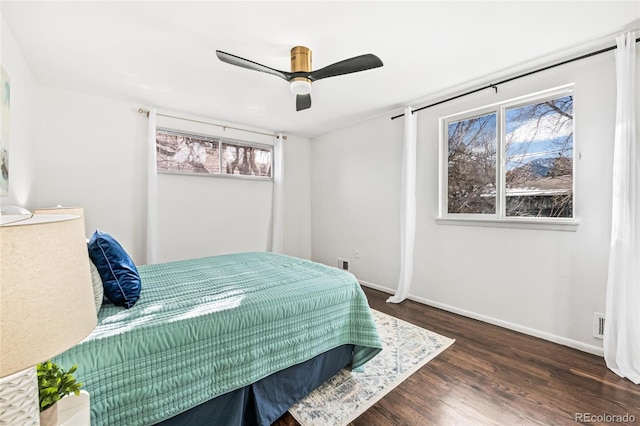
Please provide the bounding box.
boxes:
[291,46,312,72]
[290,46,312,94]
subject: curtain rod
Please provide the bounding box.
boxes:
[391,36,640,120]
[137,108,285,139]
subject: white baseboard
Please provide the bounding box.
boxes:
[358,279,604,357]
[359,279,395,295]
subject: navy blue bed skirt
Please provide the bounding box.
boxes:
[156,344,354,426]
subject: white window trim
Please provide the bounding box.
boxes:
[435,216,580,232]
[438,84,579,231]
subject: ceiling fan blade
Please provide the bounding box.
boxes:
[296,94,311,111]
[216,50,291,81]
[309,54,383,81]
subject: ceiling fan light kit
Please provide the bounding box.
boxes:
[290,78,312,95]
[215,45,383,111]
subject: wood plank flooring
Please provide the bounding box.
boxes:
[275,287,640,425]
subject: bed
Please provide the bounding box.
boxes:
[53,251,382,426]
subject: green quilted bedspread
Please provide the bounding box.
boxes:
[54,252,382,426]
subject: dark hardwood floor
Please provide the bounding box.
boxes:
[276,287,640,425]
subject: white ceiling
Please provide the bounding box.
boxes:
[2,1,638,138]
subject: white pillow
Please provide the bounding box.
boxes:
[89,259,103,314]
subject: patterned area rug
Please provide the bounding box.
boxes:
[289,309,455,426]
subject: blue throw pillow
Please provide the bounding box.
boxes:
[88,230,141,308]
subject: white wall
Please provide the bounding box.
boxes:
[311,44,640,354]
[31,90,312,264]
[154,115,311,263]
[34,88,147,261]
[1,16,38,208]
[311,115,403,285]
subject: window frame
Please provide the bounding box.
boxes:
[156,127,274,181]
[437,84,579,231]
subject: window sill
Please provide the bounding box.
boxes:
[158,171,273,181]
[435,216,581,232]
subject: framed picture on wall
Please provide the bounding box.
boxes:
[1,67,9,196]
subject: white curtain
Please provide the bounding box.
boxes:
[388,107,417,303]
[604,31,639,385]
[146,108,158,264]
[271,133,285,253]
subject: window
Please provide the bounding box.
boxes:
[221,142,272,177]
[440,86,575,226]
[156,129,272,179]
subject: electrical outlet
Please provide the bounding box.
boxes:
[354,249,360,258]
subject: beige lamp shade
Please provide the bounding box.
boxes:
[0,212,97,377]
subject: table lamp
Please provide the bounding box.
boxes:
[0,211,97,425]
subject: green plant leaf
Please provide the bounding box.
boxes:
[36,360,83,412]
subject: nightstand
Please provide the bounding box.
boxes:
[58,391,90,426]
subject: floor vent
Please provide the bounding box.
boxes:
[593,313,605,339]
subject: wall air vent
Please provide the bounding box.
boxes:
[593,313,605,339]
[336,257,350,271]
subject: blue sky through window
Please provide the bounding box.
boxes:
[505,96,573,173]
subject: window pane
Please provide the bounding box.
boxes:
[156,131,220,174]
[505,95,573,217]
[222,143,272,177]
[447,112,497,214]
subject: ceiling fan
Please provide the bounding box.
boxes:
[215,46,383,111]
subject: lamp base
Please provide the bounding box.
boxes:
[0,367,40,426]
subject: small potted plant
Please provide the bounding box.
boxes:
[36,360,83,426]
